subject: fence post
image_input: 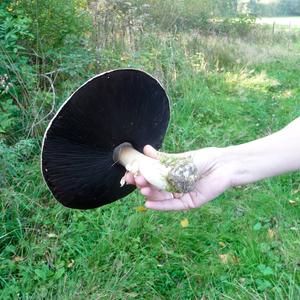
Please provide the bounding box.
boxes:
[272,22,275,43]
[288,21,291,51]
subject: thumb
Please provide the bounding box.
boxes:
[143,145,159,159]
[143,145,193,161]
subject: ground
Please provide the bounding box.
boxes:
[1,29,300,299]
[257,16,300,27]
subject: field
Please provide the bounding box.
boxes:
[257,16,300,27]
[1,6,300,300]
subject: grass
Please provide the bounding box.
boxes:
[257,17,300,27]
[1,29,300,299]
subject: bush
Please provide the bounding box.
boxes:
[0,1,94,143]
[211,14,256,37]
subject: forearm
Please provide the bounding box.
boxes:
[221,117,300,186]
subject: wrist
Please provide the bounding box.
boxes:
[220,145,253,187]
[190,117,300,190]
[192,146,237,189]
[220,132,291,187]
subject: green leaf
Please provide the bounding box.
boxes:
[54,267,65,280]
[258,264,274,276]
[253,222,262,231]
[255,278,272,291]
[34,268,47,281]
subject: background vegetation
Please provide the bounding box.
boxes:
[1,0,299,299]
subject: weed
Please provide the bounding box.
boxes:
[0,2,299,298]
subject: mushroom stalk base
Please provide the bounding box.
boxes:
[113,143,199,193]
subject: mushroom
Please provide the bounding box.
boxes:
[41,69,199,209]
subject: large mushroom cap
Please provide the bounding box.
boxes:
[41,69,170,209]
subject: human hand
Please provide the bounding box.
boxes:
[126,117,300,211]
[125,145,233,211]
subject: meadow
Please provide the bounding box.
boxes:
[1,2,300,299]
[257,16,300,27]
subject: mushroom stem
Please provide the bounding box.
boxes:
[113,143,199,193]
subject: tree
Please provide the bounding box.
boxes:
[277,0,300,16]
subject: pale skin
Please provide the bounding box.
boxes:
[125,117,300,211]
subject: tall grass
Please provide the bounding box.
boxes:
[1,21,300,299]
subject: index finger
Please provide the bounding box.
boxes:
[124,172,135,185]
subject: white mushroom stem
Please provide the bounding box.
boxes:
[113,143,199,193]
